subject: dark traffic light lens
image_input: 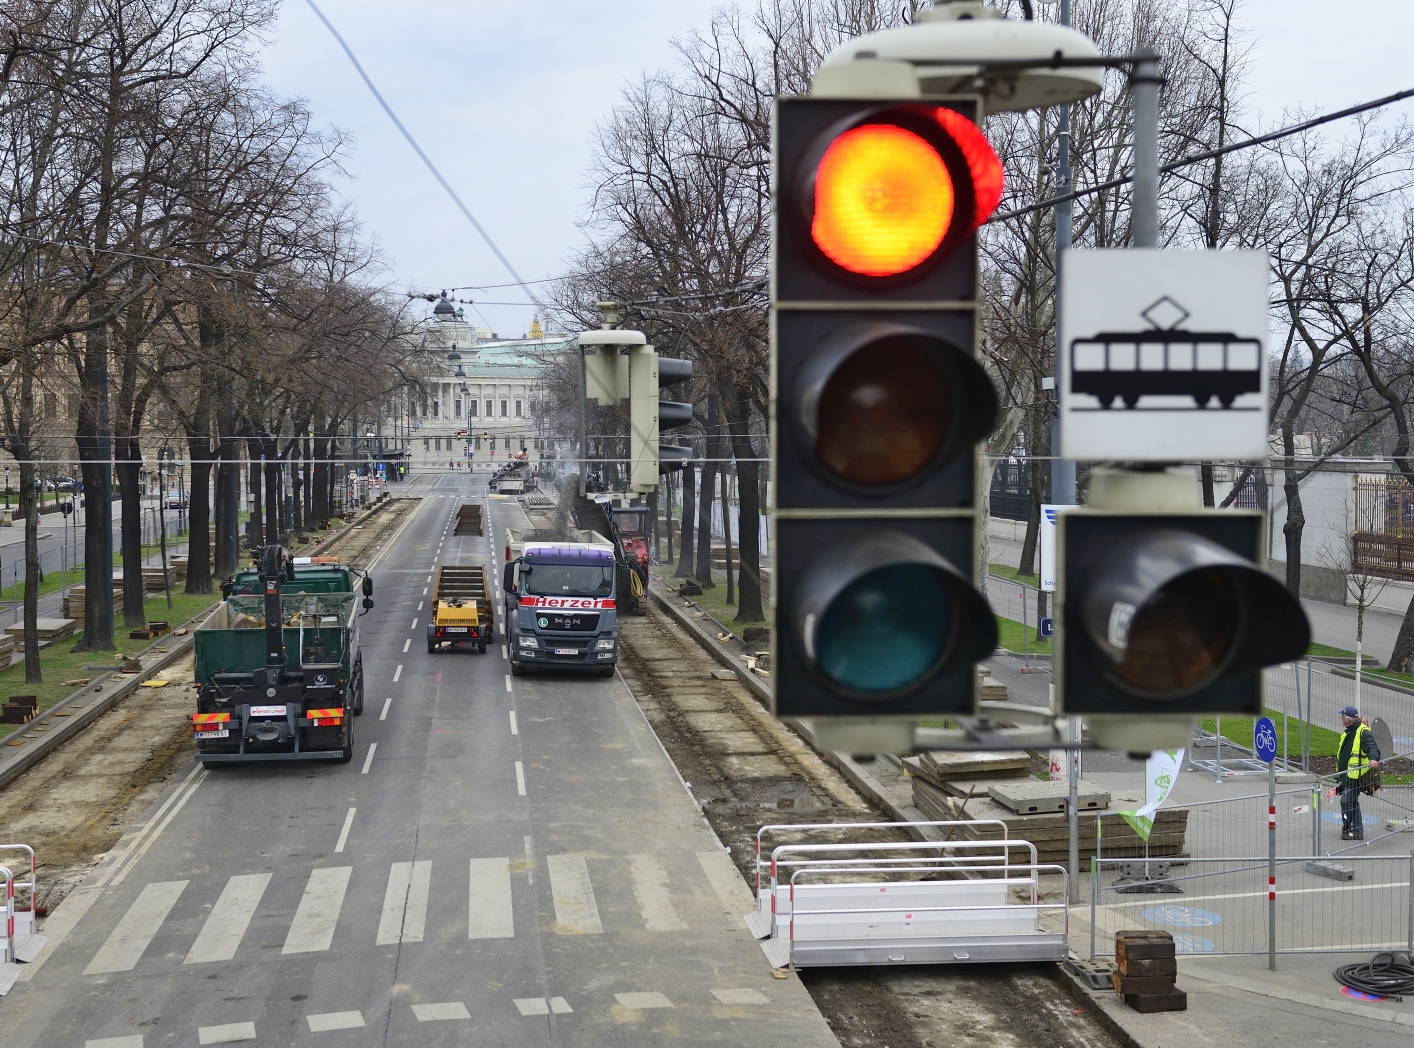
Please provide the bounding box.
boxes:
[815,338,948,485]
[816,563,949,694]
[1112,568,1239,694]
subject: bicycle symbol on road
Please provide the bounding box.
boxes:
[1141,905,1223,928]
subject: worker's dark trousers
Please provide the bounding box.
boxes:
[1340,778,1364,837]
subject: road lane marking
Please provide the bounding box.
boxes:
[197,1022,257,1044]
[402,638,410,653]
[335,808,357,853]
[524,836,535,886]
[628,854,688,931]
[86,1039,144,1048]
[184,873,272,964]
[380,697,392,720]
[546,855,603,934]
[109,768,207,886]
[502,644,507,660]
[306,1011,364,1032]
[509,711,518,735]
[505,675,512,692]
[377,860,431,944]
[417,601,423,611]
[83,880,188,973]
[422,588,428,596]
[616,992,674,1009]
[514,998,573,1015]
[410,618,417,629]
[412,1003,471,1021]
[697,850,755,921]
[515,761,526,796]
[426,575,432,583]
[361,743,377,774]
[712,989,771,1005]
[393,665,403,682]
[468,858,514,939]
[283,867,353,954]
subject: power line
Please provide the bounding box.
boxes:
[990,85,1414,225]
[303,0,544,311]
[0,230,259,276]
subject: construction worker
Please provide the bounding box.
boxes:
[1326,706,1380,840]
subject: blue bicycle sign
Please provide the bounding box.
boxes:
[1253,716,1277,764]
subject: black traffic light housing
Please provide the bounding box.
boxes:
[1056,511,1309,717]
[658,356,693,474]
[770,94,1003,725]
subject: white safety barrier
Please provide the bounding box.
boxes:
[747,822,1068,968]
[0,843,47,995]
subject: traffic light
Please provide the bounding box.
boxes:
[1056,483,1310,751]
[771,95,1003,743]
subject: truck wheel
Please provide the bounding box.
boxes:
[510,661,526,677]
[338,716,355,763]
[353,672,365,716]
[427,641,436,654]
[478,640,487,654]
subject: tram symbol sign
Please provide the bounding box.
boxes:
[1059,250,1269,460]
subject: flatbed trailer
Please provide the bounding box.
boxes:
[427,563,493,653]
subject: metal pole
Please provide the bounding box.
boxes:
[1069,716,1080,902]
[1051,0,1078,506]
[1268,757,1277,970]
[1089,856,1097,961]
[1215,716,1222,780]
[1130,47,1162,248]
[1407,851,1413,956]
[578,348,587,498]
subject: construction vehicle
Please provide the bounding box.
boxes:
[503,533,620,677]
[193,548,371,764]
[491,452,534,494]
[427,564,493,653]
[453,503,483,536]
[571,494,650,614]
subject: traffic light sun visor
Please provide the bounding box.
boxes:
[1079,528,1310,700]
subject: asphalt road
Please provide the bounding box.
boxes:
[5,469,836,1047]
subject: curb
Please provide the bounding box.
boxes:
[0,497,400,791]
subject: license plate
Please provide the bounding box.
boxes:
[445,627,469,633]
[554,648,578,656]
[195,729,230,740]
[250,705,285,716]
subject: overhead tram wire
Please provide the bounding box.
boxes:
[304,0,545,311]
[990,85,1414,225]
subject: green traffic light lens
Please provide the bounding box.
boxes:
[1112,568,1239,694]
[815,337,948,485]
[815,562,949,693]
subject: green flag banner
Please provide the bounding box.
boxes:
[1118,748,1184,842]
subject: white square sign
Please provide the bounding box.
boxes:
[1037,504,1077,592]
[1059,250,1269,460]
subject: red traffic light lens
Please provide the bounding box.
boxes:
[811,124,955,277]
[1111,568,1239,693]
[934,108,1004,233]
[815,336,949,485]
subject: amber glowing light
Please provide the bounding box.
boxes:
[811,124,955,277]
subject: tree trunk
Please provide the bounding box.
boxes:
[248,441,263,549]
[723,386,763,622]
[214,386,238,578]
[1282,470,1304,596]
[185,444,213,594]
[1201,464,1216,507]
[1387,595,1414,672]
[262,439,279,547]
[74,321,115,652]
[675,463,696,578]
[15,369,40,681]
[695,398,720,587]
[116,446,144,627]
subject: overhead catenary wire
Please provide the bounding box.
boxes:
[303,0,544,311]
[991,85,1414,225]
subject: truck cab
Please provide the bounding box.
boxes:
[504,543,618,677]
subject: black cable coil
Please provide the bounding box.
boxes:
[1333,952,1414,1001]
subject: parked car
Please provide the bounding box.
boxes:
[167,496,188,509]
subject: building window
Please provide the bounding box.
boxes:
[499,400,508,417]
[455,399,462,419]
[514,400,523,417]
[432,400,439,418]
[475,437,482,451]
[468,399,477,416]
[520,438,527,451]
[423,438,429,451]
[485,399,493,417]
[43,393,57,419]
[435,437,442,452]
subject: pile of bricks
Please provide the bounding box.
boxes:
[1113,929,1186,1012]
[1,694,38,724]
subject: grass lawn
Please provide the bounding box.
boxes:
[0,588,219,741]
[996,615,1051,655]
[656,557,769,641]
[1200,708,1345,758]
[990,564,1040,587]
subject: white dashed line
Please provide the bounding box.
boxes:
[380,698,392,720]
[361,743,377,774]
[417,601,423,611]
[509,711,518,735]
[422,588,428,596]
[504,675,513,692]
[501,644,507,660]
[402,638,410,653]
[410,618,418,629]
[515,761,526,796]
[334,808,356,853]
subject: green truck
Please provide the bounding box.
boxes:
[192,547,372,764]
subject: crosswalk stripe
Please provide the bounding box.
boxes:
[467,858,514,939]
[283,867,352,954]
[86,1037,143,1048]
[627,855,688,931]
[376,861,431,945]
[197,1021,256,1044]
[84,880,188,974]
[185,874,272,964]
[697,849,754,923]
[546,854,602,934]
[412,1002,470,1021]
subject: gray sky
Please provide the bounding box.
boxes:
[260,0,1414,337]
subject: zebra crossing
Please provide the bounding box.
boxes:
[80,851,706,975]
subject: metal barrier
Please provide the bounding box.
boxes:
[0,845,35,952]
[0,864,13,965]
[748,823,1067,968]
[1084,854,1414,959]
